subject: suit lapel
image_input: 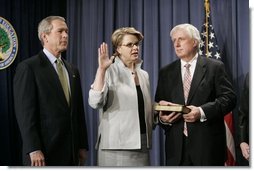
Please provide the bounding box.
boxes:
[38,51,59,84]
[170,60,185,104]
[187,56,206,104]
[175,60,185,104]
[39,51,69,106]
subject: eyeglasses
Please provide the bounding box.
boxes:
[121,42,141,48]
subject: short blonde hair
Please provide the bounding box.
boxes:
[111,27,143,56]
[38,16,65,45]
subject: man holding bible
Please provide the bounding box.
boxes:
[155,23,236,166]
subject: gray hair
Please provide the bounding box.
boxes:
[38,16,65,45]
[170,23,201,51]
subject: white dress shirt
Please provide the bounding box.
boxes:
[181,53,207,122]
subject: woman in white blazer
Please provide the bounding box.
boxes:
[88,27,153,166]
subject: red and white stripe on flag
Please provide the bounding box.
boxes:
[199,0,236,166]
[224,112,236,166]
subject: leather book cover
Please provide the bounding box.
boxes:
[154,103,191,114]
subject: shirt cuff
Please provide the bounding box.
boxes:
[29,150,40,155]
[90,83,106,93]
[199,107,207,122]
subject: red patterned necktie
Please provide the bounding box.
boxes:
[183,63,191,136]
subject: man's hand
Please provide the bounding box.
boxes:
[159,100,178,106]
[240,142,250,161]
[29,150,45,166]
[158,100,182,124]
[78,149,88,166]
[182,105,200,122]
[159,111,182,124]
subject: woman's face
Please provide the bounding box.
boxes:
[117,34,140,64]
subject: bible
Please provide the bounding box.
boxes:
[154,103,191,114]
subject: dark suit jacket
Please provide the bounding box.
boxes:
[238,73,249,144]
[155,56,236,166]
[13,51,88,166]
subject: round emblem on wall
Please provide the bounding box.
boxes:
[0,17,18,70]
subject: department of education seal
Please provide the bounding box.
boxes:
[0,17,18,70]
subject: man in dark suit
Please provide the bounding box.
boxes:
[155,23,236,166]
[238,73,249,164]
[13,16,88,166]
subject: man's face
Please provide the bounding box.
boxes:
[171,29,197,60]
[44,19,68,56]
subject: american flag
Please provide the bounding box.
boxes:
[199,0,236,166]
[199,15,221,59]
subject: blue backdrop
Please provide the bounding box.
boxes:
[66,0,249,166]
[0,0,249,166]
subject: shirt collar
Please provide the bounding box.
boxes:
[181,53,198,68]
[43,48,62,65]
[114,56,143,70]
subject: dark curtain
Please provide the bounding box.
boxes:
[0,0,66,165]
[66,0,249,166]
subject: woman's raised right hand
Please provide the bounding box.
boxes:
[98,42,115,70]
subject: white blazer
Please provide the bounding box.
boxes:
[89,57,153,149]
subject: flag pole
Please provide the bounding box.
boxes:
[204,0,210,57]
